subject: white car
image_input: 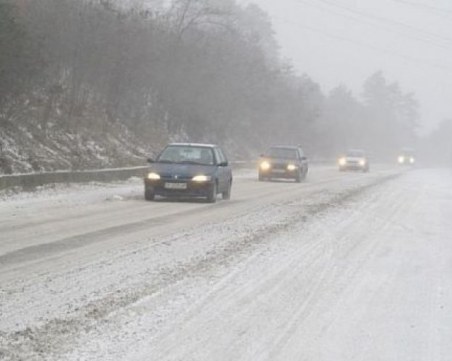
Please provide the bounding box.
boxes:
[398,148,416,165]
[338,149,369,172]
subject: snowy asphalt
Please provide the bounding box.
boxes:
[1,165,451,360]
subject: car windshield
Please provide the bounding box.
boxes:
[401,149,415,156]
[267,148,298,159]
[346,150,365,157]
[157,146,214,165]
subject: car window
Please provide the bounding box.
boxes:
[222,149,229,163]
[213,148,222,164]
[215,148,227,164]
[267,148,298,159]
[158,146,214,165]
[401,148,415,156]
[346,150,365,157]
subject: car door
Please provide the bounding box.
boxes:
[214,147,230,192]
[298,148,308,173]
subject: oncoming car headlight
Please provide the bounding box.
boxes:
[398,156,405,164]
[359,159,367,166]
[287,164,297,171]
[338,157,347,166]
[260,161,271,171]
[147,172,160,180]
[192,175,212,182]
[409,157,415,164]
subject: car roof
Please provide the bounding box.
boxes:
[269,145,300,149]
[347,148,365,153]
[167,143,217,148]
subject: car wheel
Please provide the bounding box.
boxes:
[258,172,265,181]
[207,182,217,203]
[295,170,302,183]
[222,180,232,200]
[144,188,155,201]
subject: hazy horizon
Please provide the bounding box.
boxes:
[240,0,452,136]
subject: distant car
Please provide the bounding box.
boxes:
[338,149,369,172]
[144,143,232,203]
[258,145,308,182]
[398,148,416,165]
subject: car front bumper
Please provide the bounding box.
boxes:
[259,168,299,179]
[339,163,367,170]
[144,179,215,198]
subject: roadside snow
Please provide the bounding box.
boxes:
[80,169,452,361]
[1,167,451,361]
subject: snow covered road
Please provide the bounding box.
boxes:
[1,166,451,360]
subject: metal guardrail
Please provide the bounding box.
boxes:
[0,161,257,191]
[0,166,149,191]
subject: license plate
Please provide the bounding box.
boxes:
[164,182,187,190]
[273,169,286,173]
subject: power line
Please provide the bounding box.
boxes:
[272,15,452,74]
[393,0,452,16]
[291,0,452,48]
[316,0,452,43]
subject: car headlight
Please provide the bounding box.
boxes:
[192,175,212,182]
[338,158,347,166]
[260,161,271,171]
[287,164,297,171]
[409,157,415,164]
[359,159,366,166]
[398,156,405,164]
[147,172,160,180]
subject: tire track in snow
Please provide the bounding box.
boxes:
[145,175,408,361]
[0,171,402,361]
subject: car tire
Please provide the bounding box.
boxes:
[295,170,302,183]
[207,182,217,203]
[222,180,232,200]
[258,173,265,181]
[144,188,155,201]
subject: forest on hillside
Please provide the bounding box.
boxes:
[0,0,421,173]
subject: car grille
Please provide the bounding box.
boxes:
[160,174,192,181]
[272,163,287,170]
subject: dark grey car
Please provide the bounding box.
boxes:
[144,143,232,203]
[258,145,309,182]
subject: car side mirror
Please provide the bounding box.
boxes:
[219,161,228,167]
[301,156,308,161]
[147,158,154,164]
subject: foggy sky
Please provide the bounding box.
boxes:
[240,0,452,135]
